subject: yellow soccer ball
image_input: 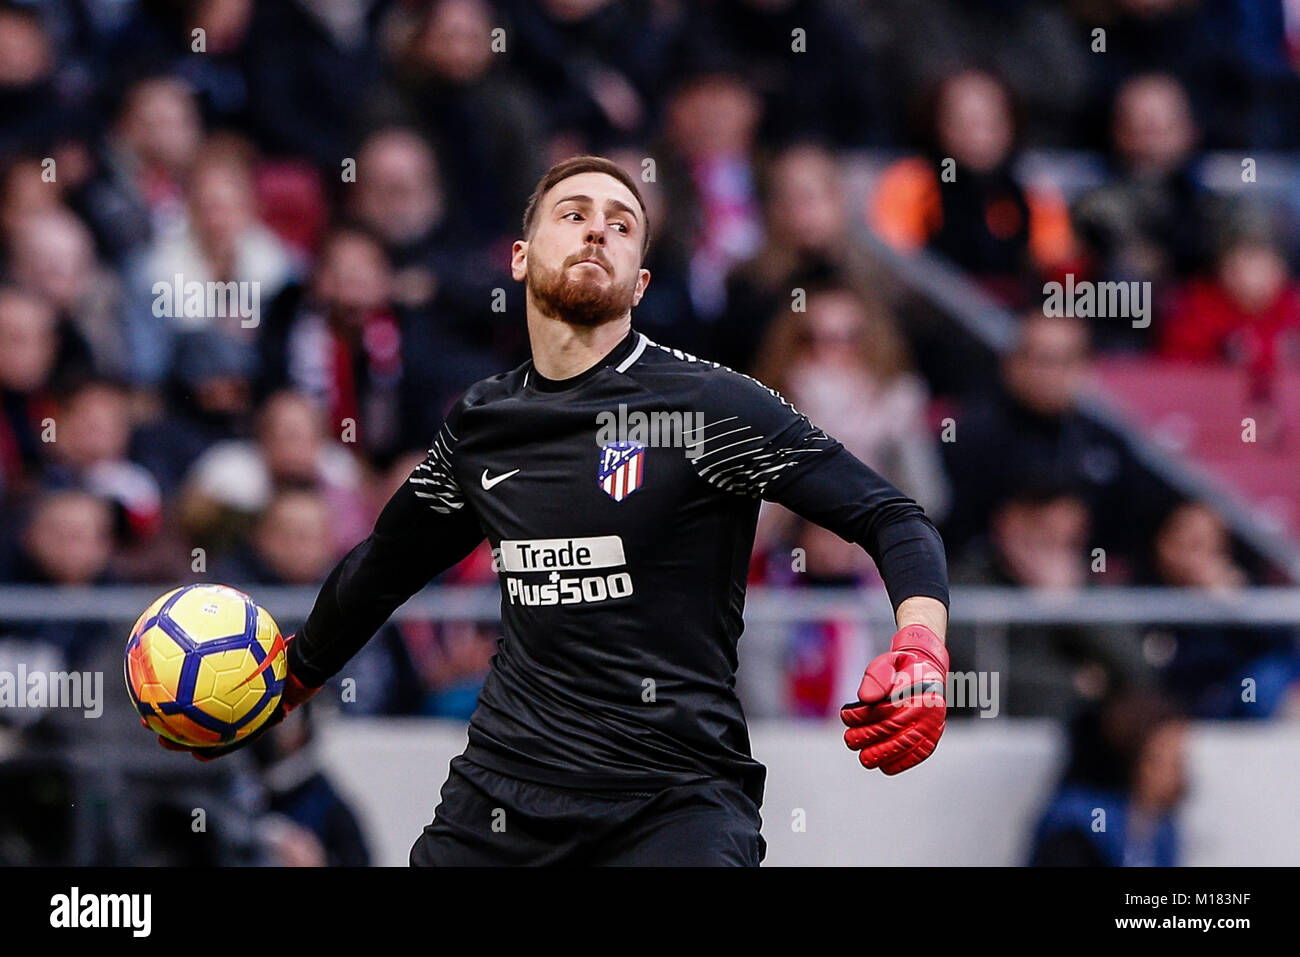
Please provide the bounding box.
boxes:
[124,584,287,748]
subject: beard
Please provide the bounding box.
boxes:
[527,249,638,328]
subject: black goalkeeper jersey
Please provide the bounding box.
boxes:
[290,329,948,807]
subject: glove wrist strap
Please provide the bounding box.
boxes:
[891,623,948,669]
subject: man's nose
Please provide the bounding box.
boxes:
[585,216,607,245]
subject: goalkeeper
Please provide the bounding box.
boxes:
[162,155,950,866]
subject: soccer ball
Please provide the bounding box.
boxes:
[124,583,287,748]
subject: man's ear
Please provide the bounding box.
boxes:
[630,267,651,307]
[510,240,528,282]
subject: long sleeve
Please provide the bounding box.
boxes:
[765,444,949,612]
[289,418,485,686]
[688,367,949,613]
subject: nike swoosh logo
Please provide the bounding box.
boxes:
[481,468,520,490]
[237,630,287,689]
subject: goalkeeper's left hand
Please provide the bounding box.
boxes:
[151,634,321,762]
[840,623,948,775]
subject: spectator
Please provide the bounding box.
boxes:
[941,311,1166,572]
[860,0,1089,148]
[949,483,1153,718]
[215,487,339,585]
[346,128,453,308]
[415,620,500,720]
[370,0,549,245]
[1067,0,1222,147]
[0,491,115,675]
[2,490,114,587]
[41,378,162,546]
[130,327,258,495]
[243,0,382,171]
[1,155,68,244]
[72,74,204,267]
[657,68,765,320]
[6,206,128,380]
[869,68,1077,307]
[106,0,256,132]
[1160,225,1300,397]
[751,283,949,520]
[181,391,369,558]
[1188,0,1300,149]
[673,0,882,149]
[261,225,459,460]
[125,142,295,386]
[714,142,898,374]
[1030,690,1188,866]
[0,287,59,498]
[500,0,675,150]
[0,2,83,158]
[344,127,518,373]
[1072,73,1221,349]
[1142,501,1300,719]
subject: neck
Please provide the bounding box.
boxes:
[526,302,632,381]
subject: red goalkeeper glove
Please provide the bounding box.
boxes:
[152,635,321,762]
[840,623,948,775]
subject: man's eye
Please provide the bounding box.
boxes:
[563,211,582,221]
[612,222,628,233]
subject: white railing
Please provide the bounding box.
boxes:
[1,584,1298,626]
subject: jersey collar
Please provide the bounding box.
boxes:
[527,329,646,393]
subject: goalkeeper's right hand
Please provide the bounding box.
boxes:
[151,635,321,762]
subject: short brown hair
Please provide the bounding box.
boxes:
[521,155,651,260]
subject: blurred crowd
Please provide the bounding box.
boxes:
[2,0,1300,863]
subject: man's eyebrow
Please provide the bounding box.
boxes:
[553,194,641,223]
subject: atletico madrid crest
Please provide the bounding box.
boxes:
[598,442,645,502]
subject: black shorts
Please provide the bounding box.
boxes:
[409,755,766,866]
